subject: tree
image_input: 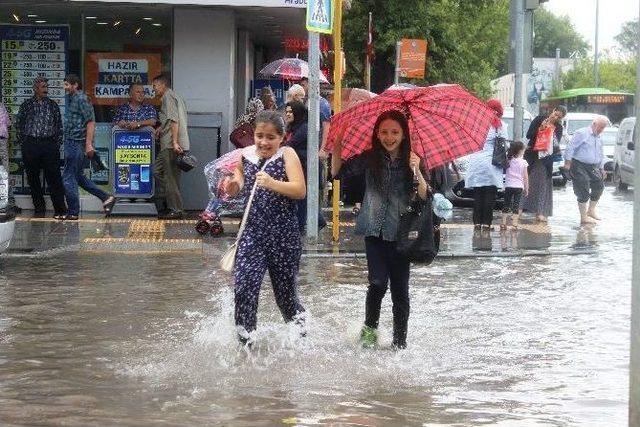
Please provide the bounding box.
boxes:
[533,8,590,58]
[342,0,510,98]
[563,56,637,93]
[615,20,639,54]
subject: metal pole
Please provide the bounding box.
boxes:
[629,4,640,424]
[554,47,561,92]
[306,31,321,239]
[394,41,401,85]
[331,0,343,243]
[365,12,372,91]
[594,0,600,88]
[513,0,524,141]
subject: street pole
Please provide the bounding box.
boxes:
[629,3,640,424]
[513,0,524,141]
[365,11,372,91]
[394,41,401,85]
[554,47,561,92]
[594,0,600,87]
[306,31,321,239]
[331,0,343,242]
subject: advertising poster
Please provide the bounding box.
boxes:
[85,52,161,106]
[1,24,69,195]
[399,39,428,79]
[112,129,153,198]
[252,79,285,109]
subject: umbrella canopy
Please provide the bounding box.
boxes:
[328,88,377,111]
[259,58,330,84]
[326,84,497,169]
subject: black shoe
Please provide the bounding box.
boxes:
[159,211,183,220]
[102,196,116,216]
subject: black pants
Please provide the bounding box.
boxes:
[502,187,523,214]
[21,138,67,214]
[364,236,411,347]
[570,159,604,203]
[473,186,497,226]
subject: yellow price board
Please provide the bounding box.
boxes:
[115,149,151,164]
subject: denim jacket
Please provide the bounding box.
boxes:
[338,150,413,241]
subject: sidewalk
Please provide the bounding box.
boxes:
[5,208,598,258]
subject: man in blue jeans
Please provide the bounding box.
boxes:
[62,74,115,220]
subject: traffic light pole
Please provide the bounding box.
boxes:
[513,0,524,141]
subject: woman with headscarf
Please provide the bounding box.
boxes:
[464,99,509,232]
[285,100,326,231]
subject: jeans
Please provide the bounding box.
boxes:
[63,139,109,216]
[364,236,411,347]
[472,185,497,226]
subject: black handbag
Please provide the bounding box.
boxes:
[176,151,197,172]
[491,136,508,168]
[396,189,439,264]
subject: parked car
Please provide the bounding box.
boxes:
[444,107,532,207]
[601,126,619,174]
[613,117,636,190]
[0,165,15,253]
[560,112,603,150]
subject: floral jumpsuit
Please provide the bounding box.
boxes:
[234,148,305,335]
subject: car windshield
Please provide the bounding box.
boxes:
[601,130,618,146]
[567,120,594,134]
[502,118,532,141]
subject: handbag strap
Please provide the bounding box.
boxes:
[233,158,269,243]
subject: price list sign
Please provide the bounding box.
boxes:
[0,25,69,117]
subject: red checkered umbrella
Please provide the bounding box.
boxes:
[259,58,330,84]
[326,84,496,169]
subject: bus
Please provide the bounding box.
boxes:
[540,87,634,124]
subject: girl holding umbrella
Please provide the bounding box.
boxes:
[331,110,428,349]
[327,85,497,349]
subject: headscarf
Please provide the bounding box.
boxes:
[486,99,503,129]
[285,101,308,132]
[234,98,264,129]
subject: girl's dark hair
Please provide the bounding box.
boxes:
[368,110,412,190]
[255,111,286,136]
[285,101,308,131]
[507,140,525,162]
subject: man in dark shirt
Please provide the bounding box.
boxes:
[16,77,67,218]
[112,83,158,130]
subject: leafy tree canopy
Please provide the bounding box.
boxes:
[615,20,639,54]
[533,8,590,58]
[562,56,636,94]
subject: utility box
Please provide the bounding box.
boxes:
[181,112,223,211]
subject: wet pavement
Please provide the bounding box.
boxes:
[0,184,633,426]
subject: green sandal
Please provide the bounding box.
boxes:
[359,325,378,349]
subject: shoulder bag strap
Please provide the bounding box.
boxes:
[233,159,269,243]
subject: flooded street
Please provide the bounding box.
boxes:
[0,185,633,426]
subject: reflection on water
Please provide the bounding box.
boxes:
[0,187,632,426]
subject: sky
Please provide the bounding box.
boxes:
[544,0,638,53]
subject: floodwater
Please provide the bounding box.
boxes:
[0,186,633,426]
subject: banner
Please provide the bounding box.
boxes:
[112,129,154,198]
[85,52,161,106]
[399,39,428,79]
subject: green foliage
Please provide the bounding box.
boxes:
[562,57,637,93]
[342,0,510,98]
[533,8,590,58]
[615,20,639,54]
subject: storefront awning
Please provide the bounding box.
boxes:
[69,0,306,7]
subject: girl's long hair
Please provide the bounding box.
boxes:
[507,140,525,167]
[285,101,307,132]
[368,110,412,191]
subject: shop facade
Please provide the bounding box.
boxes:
[1,0,307,211]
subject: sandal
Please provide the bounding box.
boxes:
[103,196,116,215]
[53,214,66,220]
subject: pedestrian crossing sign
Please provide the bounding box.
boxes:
[306,0,334,34]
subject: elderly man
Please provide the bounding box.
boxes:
[113,83,158,130]
[16,77,67,218]
[152,74,189,220]
[564,115,609,224]
[286,84,306,104]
